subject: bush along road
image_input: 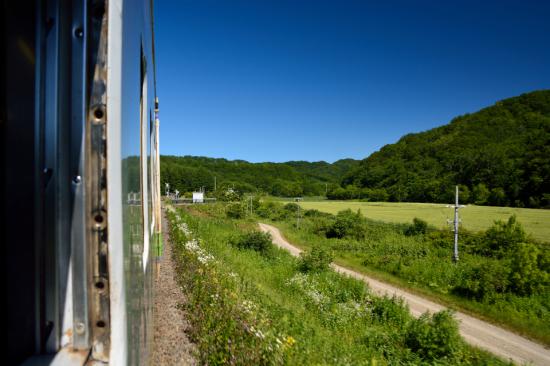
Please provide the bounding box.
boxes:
[259,222,550,366]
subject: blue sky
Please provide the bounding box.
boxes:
[155,0,550,163]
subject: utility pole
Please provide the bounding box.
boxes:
[214,176,217,191]
[325,183,328,196]
[447,185,465,262]
[296,204,301,229]
[249,195,254,216]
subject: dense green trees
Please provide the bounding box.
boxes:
[342,90,550,208]
[160,155,358,197]
[161,90,550,207]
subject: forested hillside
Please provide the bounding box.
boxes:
[340,90,550,208]
[285,159,359,182]
[160,155,359,197]
[161,91,549,207]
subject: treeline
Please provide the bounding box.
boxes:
[160,90,550,207]
[340,90,550,208]
[160,155,358,197]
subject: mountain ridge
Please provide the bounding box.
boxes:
[161,90,550,207]
[341,90,550,207]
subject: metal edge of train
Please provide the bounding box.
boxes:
[2,0,162,365]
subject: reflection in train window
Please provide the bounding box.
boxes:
[140,48,150,273]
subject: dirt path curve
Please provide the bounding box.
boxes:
[151,208,197,365]
[259,222,550,366]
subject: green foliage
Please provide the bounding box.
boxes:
[458,184,471,203]
[326,186,353,200]
[370,296,410,326]
[473,183,490,205]
[298,245,334,273]
[168,204,506,364]
[160,155,359,198]
[162,91,550,207]
[303,209,328,217]
[404,217,428,236]
[489,187,508,206]
[342,90,550,207]
[255,201,279,218]
[230,231,273,255]
[405,310,462,361]
[283,203,300,213]
[272,208,550,344]
[226,202,245,219]
[215,187,242,201]
[255,201,295,221]
[326,185,392,201]
[326,209,366,239]
[455,261,511,300]
[509,242,549,296]
[168,210,289,365]
[482,215,527,256]
[362,187,390,201]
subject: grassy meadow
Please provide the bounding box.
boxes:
[166,203,505,365]
[255,200,550,345]
[279,200,550,243]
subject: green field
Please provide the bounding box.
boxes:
[283,200,550,242]
[260,200,550,345]
[167,204,504,365]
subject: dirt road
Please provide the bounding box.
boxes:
[259,222,550,366]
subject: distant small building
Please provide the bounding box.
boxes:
[192,191,204,203]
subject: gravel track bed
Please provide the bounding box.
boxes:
[151,209,197,365]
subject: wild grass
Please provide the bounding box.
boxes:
[279,200,550,242]
[167,204,505,365]
[268,211,550,345]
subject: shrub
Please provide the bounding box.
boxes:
[405,310,461,361]
[509,242,549,296]
[454,261,511,300]
[404,217,428,236]
[370,296,409,326]
[230,231,273,255]
[283,203,300,213]
[482,215,527,256]
[539,247,550,273]
[304,209,328,217]
[425,230,451,247]
[299,245,334,273]
[326,209,365,239]
[226,202,245,219]
[256,201,292,221]
[215,187,242,201]
[256,201,278,218]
